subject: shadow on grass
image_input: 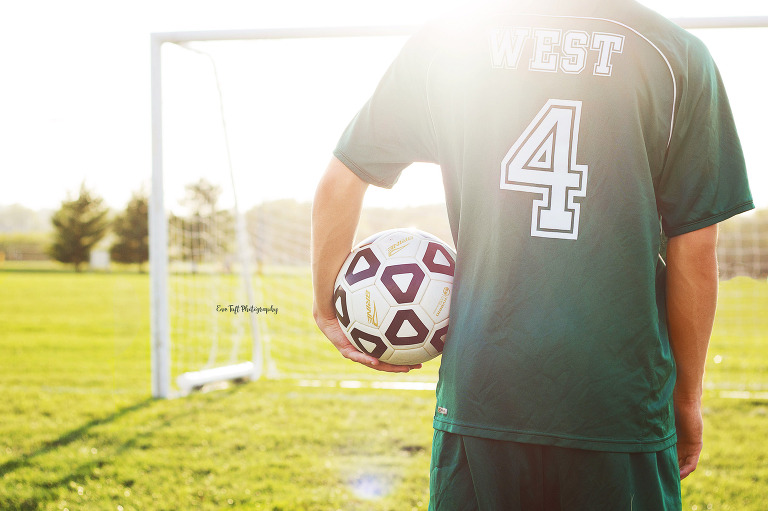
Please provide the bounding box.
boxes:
[0,385,246,509]
[0,398,154,477]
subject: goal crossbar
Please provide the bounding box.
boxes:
[150,16,768,46]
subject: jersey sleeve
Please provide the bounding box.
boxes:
[656,41,753,237]
[333,26,440,188]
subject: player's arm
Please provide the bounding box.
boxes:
[311,157,420,373]
[665,223,719,479]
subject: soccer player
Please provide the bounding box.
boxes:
[311,0,754,508]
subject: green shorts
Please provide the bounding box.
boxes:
[429,430,681,511]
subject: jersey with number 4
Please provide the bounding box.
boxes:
[333,0,753,452]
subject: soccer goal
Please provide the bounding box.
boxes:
[150,18,768,399]
[149,26,424,398]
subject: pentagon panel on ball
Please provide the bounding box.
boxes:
[333,229,456,365]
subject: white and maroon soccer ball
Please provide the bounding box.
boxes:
[333,228,456,365]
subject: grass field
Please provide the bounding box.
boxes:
[0,264,766,510]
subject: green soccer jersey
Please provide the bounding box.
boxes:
[334,0,754,452]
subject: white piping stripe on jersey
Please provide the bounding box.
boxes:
[524,14,678,148]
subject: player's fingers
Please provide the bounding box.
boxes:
[358,356,412,373]
[344,349,420,372]
[679,463,696,479]
[368,360,422,373]
[339,346,386,368]
[678,452,700,480]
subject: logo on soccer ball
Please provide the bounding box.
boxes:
[387,235,414,257]
[365,290,379,327]
[333,228,456,365]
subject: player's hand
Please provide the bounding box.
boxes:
[312,305,421,373]
[674,396,704,479]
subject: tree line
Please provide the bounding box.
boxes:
[39,178,455,273]
[44,179,233,272]
[46,183,149,272]
[6,178,767,278]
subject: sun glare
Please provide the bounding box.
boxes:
[349,473,392,500]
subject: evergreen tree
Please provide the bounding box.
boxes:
[110,190,149,272]
[170,179,233,267]
[49,184,110,272]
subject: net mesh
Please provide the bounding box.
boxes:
[712,211,768,395]
[167,183,254,383]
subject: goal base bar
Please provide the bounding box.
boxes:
[176,362,259,394]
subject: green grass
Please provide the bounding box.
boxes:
[0,266,766,510]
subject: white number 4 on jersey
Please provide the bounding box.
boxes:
[500,99,589,240]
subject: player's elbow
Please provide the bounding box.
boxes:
[667,224,719,273]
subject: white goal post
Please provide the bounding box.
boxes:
[150,17,768,399]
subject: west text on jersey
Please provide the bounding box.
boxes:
[489,27,624,76]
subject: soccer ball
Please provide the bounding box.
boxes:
[333,228,456,365]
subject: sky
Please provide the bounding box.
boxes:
[1,0,766,213]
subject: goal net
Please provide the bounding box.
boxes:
[151,20,767,399]
[150,28,449,398]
